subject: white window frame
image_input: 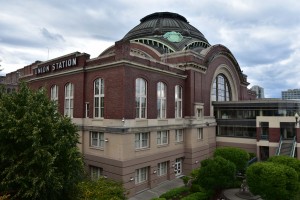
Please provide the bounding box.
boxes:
[136,78,147,118]
[85,102,89,118]
[50,85,58,104]
[175,85,182,118]
[175,129,184,143]
[135,132,149,149]
[157,82,167,118]
[135,167,148,184]
[94,78,104,118]
[90,166,103,180]
[64,83,74,117]
[198,128,203,140]
[90,131,104,148]
[157,130,169,145]
[157,161,168,176]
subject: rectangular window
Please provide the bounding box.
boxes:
[198,128,203,140]
[90,131,104,148]
[175,129,183,142]
[157,162,168,176]
[135,132,149,149]
[94,78,104,118]
[90,166,103,180]
[157,130,169,145]
[136,78,147,118]
[175,85,182,118]
[64,83,74,117]
[135,167,148,184]
[85,102,89,118]
[51,85,58,105]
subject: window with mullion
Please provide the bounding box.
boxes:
[211,74,231,102]
[135,132,149,149]
[135,167,148,184]
[64,83,74,117]
[51,85,58,105]
[157,162,167,176]
[157,130,168,145]
[94,78,104,118]
[175,85,182,118]
[90,131,104,148]
[157,82,167,118]
[136,78,147,118]
[175,129,183,142]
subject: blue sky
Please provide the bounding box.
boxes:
[1,0,300,98]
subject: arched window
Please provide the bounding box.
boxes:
[136,78,147,118]
[175,85,182,118]
[51,85,58,104]
[94,78,104,118]
[211,74,231,101]
[64,83,74,117]
[157,82,167,118]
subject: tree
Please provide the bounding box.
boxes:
[77,177,126,200]
[194,156,236,192]
[246,162,299,200]
[214,147,249,173]
[0,83,84,199]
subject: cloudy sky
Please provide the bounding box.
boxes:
[1,0,300,98]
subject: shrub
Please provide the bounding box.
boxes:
[247,162,299,200]
[159,187,189,200]
[181,192,208,200]
[268,156,300,181]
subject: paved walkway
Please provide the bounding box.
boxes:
[222,188,262,200]
[129,178,184,200]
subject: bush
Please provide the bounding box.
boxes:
[159,187,189,199]
[181,192,208,200]
[214,147,249,173]
[268,156,300,181]
[247,162,299,200]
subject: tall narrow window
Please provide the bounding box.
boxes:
[94,78,104,118]
[157,162,168,176]
[211,74,231,101]
[175,85,182,118]
[64,83,73,117]
[175,129,184,142]
[90,166,103,180]
[50,85,58,105]
[136,78,147,118]
[157,82,167,118]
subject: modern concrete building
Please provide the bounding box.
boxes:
[250,85,264,99]
[5,12,261,196]
[282,89,300,100]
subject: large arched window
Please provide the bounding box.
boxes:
[157,82,167,118]
[64,83,74,117]
[94,78,104,118]
[136,78,147,118]
[211,74,231,101]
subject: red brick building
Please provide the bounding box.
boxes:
[11,12,256,196]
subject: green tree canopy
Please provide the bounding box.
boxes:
[0,83,84,199]
[194,156,236,192]
[246,162,299,200]
[214,147,249,172]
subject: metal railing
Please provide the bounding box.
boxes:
[276,135,283,155]
[290,136,297,157]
